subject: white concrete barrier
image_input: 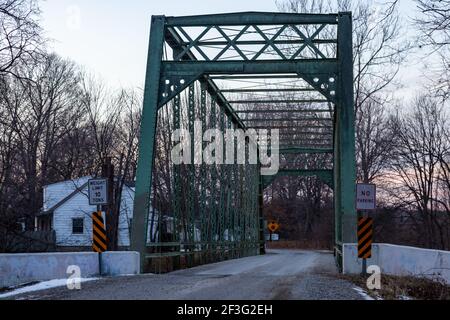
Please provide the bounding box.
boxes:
[343,243,450,284]
[342,243,381,274]
[100,251,140,276]
[0,251,140,289]
[0,252,98,289]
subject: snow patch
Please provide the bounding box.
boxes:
[353,287,375,300]
[0,278,99,298]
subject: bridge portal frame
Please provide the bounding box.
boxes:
[130,12,356,272]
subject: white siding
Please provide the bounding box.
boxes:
[43,178,164,248]
[53,189,97,247]
[43,177,91,212]
[118,186,134,247]
[52,184,139,247]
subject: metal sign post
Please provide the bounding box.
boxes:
[88,179,109,276]
[267,221,280,242]
[356,184,376,276]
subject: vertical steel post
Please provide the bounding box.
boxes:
[258,172,266,255]
[336,12,357,245]
[172,93,181,269]
[218,111,226,260]
[130,16,166,272]
[200,83,207,264]
[257,147,266,255]
[209,96,217,262]
[253,164,259,253]
[187,83,196,267]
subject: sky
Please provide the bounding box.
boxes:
[40,0,425,100]
[40,0,278,90]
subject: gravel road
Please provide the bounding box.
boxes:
[7,249,364,300]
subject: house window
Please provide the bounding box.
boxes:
[72,218,84,234]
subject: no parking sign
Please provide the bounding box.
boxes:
[356,184,376,210]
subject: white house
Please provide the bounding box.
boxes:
[37,176,208,251]
[37,176,137,250]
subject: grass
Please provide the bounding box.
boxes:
[342,274,450,300]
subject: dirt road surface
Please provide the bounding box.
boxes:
[6,249,364,300]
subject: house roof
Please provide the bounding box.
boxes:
[39,181,89,216]
[39,177,135,216]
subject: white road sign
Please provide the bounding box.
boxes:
[88,179,108,205]
[356,183,376,210]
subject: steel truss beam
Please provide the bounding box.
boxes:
[262,169,334,189]
[210,75,303,80]
[220,88,316,93]
[235,109,332,114]
[131,12,356,273]
[161,60,338,75]
[241,118,332,122]
[248,125,332,129]
[165,12,338,26]
[228,99,329,104]
[277,147,333,154]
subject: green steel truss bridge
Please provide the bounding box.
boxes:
[130,12,356,273]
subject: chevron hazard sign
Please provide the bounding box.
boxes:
[92,211,107,253]
[358,217,373,259]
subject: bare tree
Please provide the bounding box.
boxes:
[2,54,82,230]
[433,111,450,246]
[388,96,450,250]
[356,98,396,183]
[277,0,409,184]
[109,89,141,250]
[0,75,25,248]
[80,75,142,250]
[0,52,85,252]
[278,0,410,111]
[0,0,44,79]
[414,0,450,100]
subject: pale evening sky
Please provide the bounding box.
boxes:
[40,0,425,101]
